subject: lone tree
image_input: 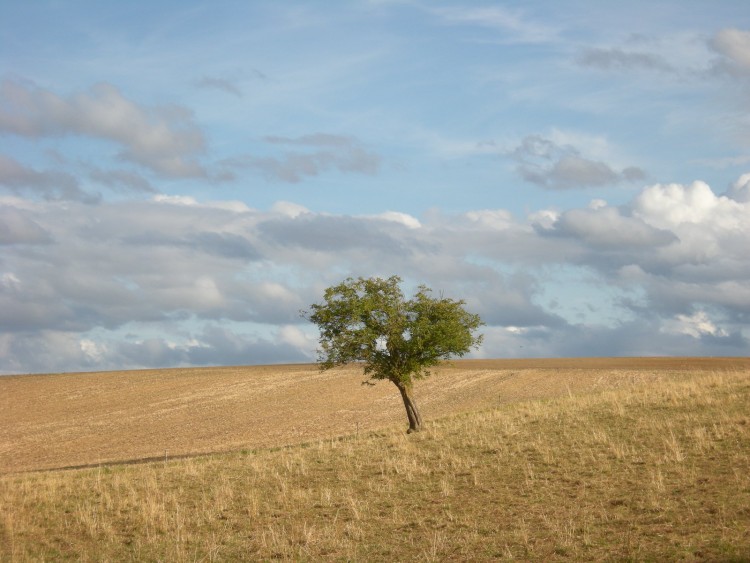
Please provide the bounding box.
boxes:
[305,275,483,433]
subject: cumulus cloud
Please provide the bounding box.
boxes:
[511,135,646,189]
[464,209,515,230]
[271,201,309,218]
[633,180,746,229]
[523,180,750,295]
[544,204,677,249]
[662,310,728,339]
[0,78,206,177]
[364,211,422,229]
[225,134,381,183]
[1,174,749,374]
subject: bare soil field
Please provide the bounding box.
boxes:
[1,357,747,473]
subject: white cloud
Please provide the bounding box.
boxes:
[190,276,224,309]
[257,282,300,306]
[0,79,206,178]
[550,205,676,249]
[152,194,251,212]
[710,28,750,73]
[575,30,729,80]
[0,154,95,202]
[511,134,646,190]
[465,209,514,230]
[0,273,21,289]
[153,194,200,206]
[528,209,559,230]
[367,211,421,229]
[633,180,746,229]
[80,338,107,362]
[3,1,750,375]
[662,311,728,338]
[1,174,749,374]
[278,325,316,358]
[272,201,309,218]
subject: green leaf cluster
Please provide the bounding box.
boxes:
[306,276,483,386]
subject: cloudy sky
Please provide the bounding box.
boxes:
[2,1,749,374]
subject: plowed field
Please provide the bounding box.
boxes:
[1,357,746,473]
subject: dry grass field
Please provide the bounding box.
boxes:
[1,357,749,560]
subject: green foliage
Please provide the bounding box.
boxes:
[306,276,483,386]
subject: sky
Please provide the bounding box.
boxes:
[1,1,749,375]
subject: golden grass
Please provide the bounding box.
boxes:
[0,358,748,560]
[1,357,746,473]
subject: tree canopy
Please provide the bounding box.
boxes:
[305,275,483,432]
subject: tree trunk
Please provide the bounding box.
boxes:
[394,380,423,433]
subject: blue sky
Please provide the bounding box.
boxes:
[1,1,749,374]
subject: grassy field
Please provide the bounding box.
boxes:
[1,358,749,560]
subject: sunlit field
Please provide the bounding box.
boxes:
[1,358,748,560]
